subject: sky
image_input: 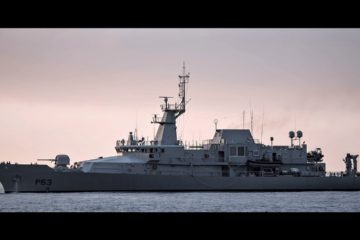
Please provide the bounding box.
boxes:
[0,28,359,171]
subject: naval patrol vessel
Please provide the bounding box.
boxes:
[1,64,360,193]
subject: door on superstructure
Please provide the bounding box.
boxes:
[218,151,225,162]
[221,165,230,177]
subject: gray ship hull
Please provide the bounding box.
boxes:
[1,164,360,193]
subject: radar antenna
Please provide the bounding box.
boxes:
[159,96,173,110]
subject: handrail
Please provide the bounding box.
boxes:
[326,171,345,177]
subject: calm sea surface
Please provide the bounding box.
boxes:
[0,191,360,212]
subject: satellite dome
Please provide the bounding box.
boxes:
[289,131,295,139]
[297,130,303,138]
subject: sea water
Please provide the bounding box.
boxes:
[0,191,359,212]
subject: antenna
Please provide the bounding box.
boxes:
[261,108,264,144]
[214,118,218,130]
[250,109,254,135]
[242,110,245,129]
[183,61,186,75]
[249,99,252,131]
[135,112,138,141]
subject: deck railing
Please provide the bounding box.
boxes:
[325,172,346,177]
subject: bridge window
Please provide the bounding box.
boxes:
[229,146,237,156]
[238,147,245,156]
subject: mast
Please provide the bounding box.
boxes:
[151,63,190,145]
[176,61,190,118]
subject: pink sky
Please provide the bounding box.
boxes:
[0,29,359,171]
